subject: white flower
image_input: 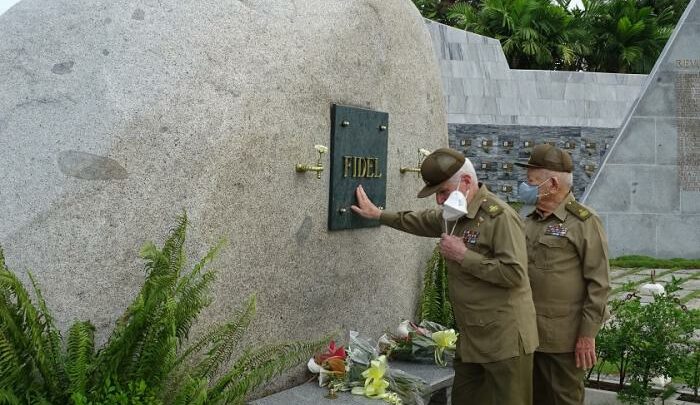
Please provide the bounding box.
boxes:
[396,320,411,338]
[307,357,322,374]
[314,144,328,154]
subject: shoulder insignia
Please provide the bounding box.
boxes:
[481,198,503,217]
[566,200,592,221]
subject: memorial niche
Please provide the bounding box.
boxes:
[328,105,388,231]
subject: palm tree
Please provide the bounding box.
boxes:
[448,0,590,70]
[582,0,673,73]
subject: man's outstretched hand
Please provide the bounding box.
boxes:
[350,185,382,219]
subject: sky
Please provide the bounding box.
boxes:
[0,0,20,16]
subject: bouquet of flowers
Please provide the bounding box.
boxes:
[308,332,427,404]
[379,320,458,367]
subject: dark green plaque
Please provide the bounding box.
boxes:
[328,104,388,230]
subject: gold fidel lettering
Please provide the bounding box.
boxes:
[373,157,382,178]
[343,156,353,178]
[342,156,383,178]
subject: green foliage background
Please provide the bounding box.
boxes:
[413,0,689,73]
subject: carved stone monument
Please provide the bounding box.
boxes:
[584,0,700,258]
[0,0,447,354]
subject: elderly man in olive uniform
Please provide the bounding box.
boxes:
[352,148,538,405]
[515,144,611,405]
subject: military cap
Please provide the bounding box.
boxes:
[515,143,573,173]
[417,148,465,198]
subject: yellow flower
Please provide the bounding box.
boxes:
[432,329,458,366]
[432,329,458,349]
[364,377,390,397]
[352,355,392,399]
[362,355,388,383]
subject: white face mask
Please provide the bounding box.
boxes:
[442,188,468,235]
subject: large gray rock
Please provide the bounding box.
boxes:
[0,0,446,353]
[584,0,700,258]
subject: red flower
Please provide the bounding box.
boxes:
[315,340,347,364]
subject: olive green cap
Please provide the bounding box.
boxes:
[514,143,573,173]
[417,148,465,198]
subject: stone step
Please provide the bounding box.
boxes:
[249,361,455,405]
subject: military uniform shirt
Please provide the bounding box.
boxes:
[525,193,611,353]
[380,184,539,363]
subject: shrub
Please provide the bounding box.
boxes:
[594,280,699,405]
[0,213,327,404]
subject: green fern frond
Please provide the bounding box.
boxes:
[174,271,216,343]
[0,388,20,405]
[0,333,22,389]
[417,245,455,328]
[171,376,208,405]
[190,295,257,380]
[28,272,65,390]
[96,215,188,385]
[65,321,95,397]
[0,260,63,400]
[211,338,328,404]
[173,238,225,343]
[133,296,178,388]
[178,238,226,295]
[162,213,188,279]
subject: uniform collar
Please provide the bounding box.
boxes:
[466,183,489,219]
[552,193,575,221]
[527,192,574,221]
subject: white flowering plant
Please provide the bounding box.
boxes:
[379,320,458,367]
[308,331,427,404]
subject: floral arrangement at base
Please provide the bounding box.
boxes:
[308,332,427,405]
[379,320,458,367]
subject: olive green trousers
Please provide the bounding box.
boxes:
[451,345,533,405]
[533,351,585,405]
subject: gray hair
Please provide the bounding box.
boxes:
[542,169,573,188]
[447,159,478,185]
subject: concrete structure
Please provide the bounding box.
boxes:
[584,0,700,258]
[426,21,646,128]
[0,0,446,357]
[424,20,647,201]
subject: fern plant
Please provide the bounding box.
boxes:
[0,213,327,404]
[416,245,455,329]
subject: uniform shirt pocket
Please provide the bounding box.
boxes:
[462,311,514,354]
[536,235,570,270]
[536,306,577,346]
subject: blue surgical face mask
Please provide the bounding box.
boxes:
[518,178,551,205]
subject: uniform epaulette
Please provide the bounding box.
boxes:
[566,200,592,221]
[480,198,504,217]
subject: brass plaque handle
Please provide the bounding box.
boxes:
[295,144,328,179]
[400,148,431,175]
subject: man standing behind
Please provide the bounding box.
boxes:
[352,148,538,405]
[515,144,611,405]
